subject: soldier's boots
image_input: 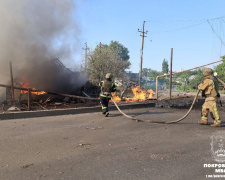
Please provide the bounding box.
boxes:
[105,112,109,117]
[210,121,222,127]
[198,119,208,125]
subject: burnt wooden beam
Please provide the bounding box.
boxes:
[0,83,99,100]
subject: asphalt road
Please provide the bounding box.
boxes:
[0,107,224,180]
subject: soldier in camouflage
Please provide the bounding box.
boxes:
[198,68,221,127]
[99,73,116,117]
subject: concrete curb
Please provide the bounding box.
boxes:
[0,102,156,120]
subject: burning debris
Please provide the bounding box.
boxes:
[19,76,47,95]
[0,57,90,111]
[110,86,154,103]
[0,1,86,98]
[17,58,87,94]
[129,86,153,101]
[0,1,156,111]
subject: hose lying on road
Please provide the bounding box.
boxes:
[112,90,200,124]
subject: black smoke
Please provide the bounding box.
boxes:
[0,0,87,94]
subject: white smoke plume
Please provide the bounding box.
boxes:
[0,0,87,94]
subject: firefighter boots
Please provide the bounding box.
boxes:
[198,119,208,125]
[210,122,222,127]
[105,112,109,117]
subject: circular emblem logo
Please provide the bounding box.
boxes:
[211,131,225,162]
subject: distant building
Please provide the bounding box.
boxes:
[189,75,197,80]
[142,76,156,83]
[126,71,139,83]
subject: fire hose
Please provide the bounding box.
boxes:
[45,88,200,124]
[111,89,200,124]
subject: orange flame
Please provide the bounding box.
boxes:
[125,86,154,102]
[147,89,153,99]
[19,76,47,95]
[110,86,154,103]
[110,93,121,102]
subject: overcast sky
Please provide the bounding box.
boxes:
[74,0,225,73]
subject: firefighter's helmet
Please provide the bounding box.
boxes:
[105,73,112,79]
[203,68,213,76]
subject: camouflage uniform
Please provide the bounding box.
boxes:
[99,73,116,117]
[198,68,221,127]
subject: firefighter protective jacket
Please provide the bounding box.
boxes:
[198,76,219,99]
[99,79,116,98]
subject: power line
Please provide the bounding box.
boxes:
[146,15,225,49]
[207,20,225,46]
[148,15,225,34]
[208,15,225,21]
[151,20,206,33]
[221,18,225,23]
[146,15,225,23]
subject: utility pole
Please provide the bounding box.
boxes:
[138,21,148,87]
[83,42,89,70]
[9,62,15,106]
[169,48,173,99]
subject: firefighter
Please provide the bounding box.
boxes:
[198,68,221,127]
[99,73,116,117]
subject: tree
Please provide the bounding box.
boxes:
[162,59,169,74]
[102,41,130,69]
[142,68,151,77]
[87,42,131,85]
[148,69,163,78]
[173,69,204,91]
[214,55,225,80]
[142,68,163,79]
